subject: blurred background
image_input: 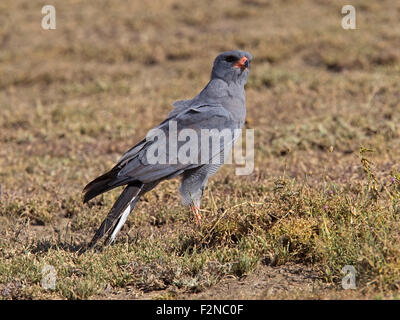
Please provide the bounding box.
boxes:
[0,0,399,299]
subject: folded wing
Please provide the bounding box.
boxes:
[83,104,239,202]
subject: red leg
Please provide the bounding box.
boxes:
[191,205,202,225]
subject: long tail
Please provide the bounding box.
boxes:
[89,184,143,247]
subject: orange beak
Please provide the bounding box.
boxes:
[234,56,249,70]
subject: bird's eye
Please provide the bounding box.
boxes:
[225,55,237,63]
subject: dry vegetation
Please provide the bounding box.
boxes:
[0,0,400,299]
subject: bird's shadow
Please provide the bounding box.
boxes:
[30,239,89,255]
[30,238,114,255]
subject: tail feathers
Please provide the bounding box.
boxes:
[89,184,142,248]
[83,166,132,203]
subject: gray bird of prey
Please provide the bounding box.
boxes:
[83,50,253,247]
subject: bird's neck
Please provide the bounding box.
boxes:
[199,79,245,103]
[196,78,246,125]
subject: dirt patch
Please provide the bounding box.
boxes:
[183,263,327,300]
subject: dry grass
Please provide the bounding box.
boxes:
[0,0,400,299]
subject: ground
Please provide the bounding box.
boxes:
[0,0,400,300]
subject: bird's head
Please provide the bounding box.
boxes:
[211,50,253,85]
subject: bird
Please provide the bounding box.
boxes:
[83,50,253,247]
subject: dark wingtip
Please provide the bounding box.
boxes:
[82,168,119,204]
[82,180,107,204]
[82,180,98,203]
[82,191,92,204]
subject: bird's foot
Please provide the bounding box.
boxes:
[191,205,202,225]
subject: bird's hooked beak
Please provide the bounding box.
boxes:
[234,56,249,70]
